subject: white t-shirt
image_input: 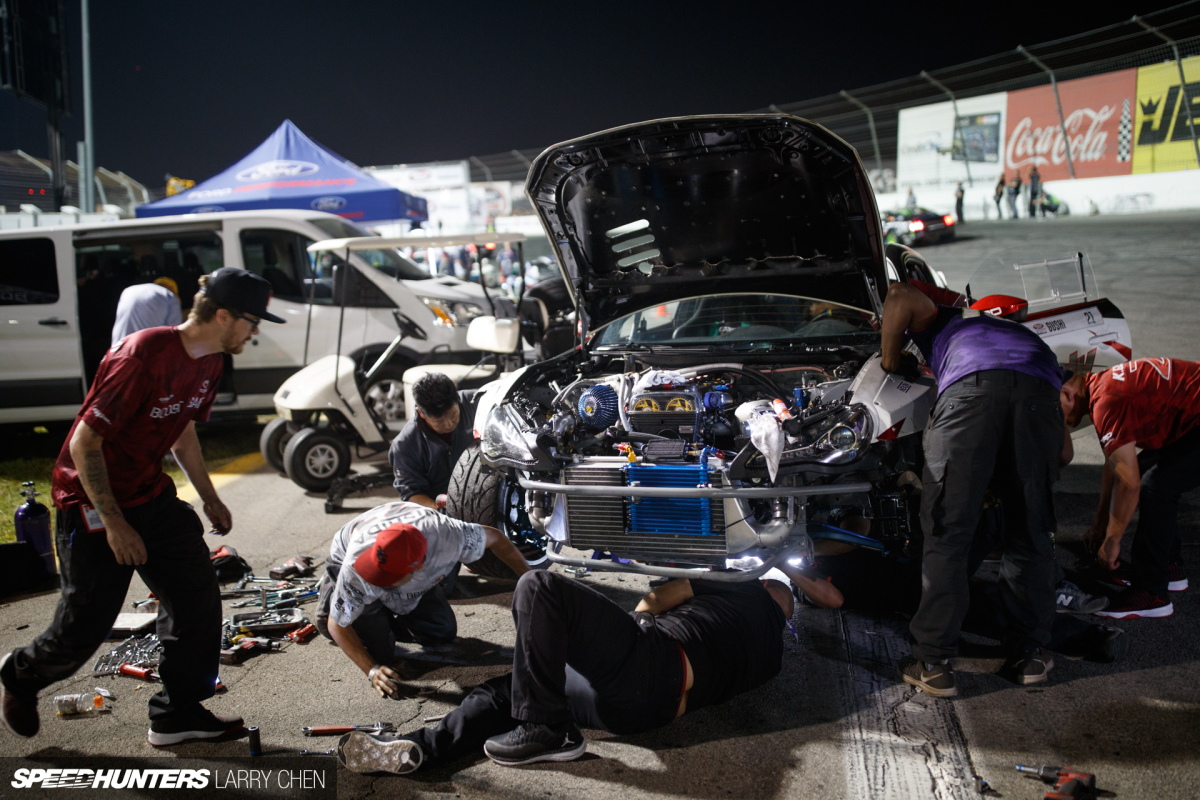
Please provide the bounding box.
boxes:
[327,502,486,626]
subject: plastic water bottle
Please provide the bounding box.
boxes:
[54,693,104,716]
[15,482,55,575]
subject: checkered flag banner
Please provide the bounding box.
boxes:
[1117,98,1132,162]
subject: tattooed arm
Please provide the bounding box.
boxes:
[69,421,147,565]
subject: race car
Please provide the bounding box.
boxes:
[881,206,957,246]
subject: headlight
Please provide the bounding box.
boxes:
[418,297,485,327]
[771,404,873,467]
[481,405,538,466]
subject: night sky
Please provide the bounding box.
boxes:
[0,1,1185,189]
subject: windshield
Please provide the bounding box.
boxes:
[307,217,430,281]
[591,293,878,348]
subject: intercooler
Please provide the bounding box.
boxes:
[563,463,727,559]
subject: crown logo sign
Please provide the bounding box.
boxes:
[1141,97,1161,116]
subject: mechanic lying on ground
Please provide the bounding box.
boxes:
[389,372,477,509]
[315,502,530,696]
[1060,357,1200,619]
[1,268,282,746]
[334,570,794,774]
[882,281,1066,696]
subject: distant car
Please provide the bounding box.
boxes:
[881,207,957,246]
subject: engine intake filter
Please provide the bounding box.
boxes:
[578,385,619,429]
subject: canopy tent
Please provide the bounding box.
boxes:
[136,120,427,222]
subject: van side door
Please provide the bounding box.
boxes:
[0,234,85,423]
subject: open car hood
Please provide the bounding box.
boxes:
[526,115,887,333]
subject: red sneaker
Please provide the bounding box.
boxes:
[1094,588,1173,619]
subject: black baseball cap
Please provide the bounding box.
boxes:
[203,268,285,324]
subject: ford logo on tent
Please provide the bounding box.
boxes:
[311,196,347,211]
[236,160,320,181]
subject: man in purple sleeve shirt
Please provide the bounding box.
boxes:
[881,283,1066,697]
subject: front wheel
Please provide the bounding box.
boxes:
[445,444,548,579]
[361,364,408,426]
[283,428,352,492]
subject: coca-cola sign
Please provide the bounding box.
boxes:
[1004,68,1136,181]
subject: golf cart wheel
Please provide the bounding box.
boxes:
[446,444,548,580]
[283,428,352,492]
[259,417,294,474]
[362,365,407,425]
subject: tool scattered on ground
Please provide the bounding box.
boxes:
[130,596,157,612]
[117,663,158,681]
[247,726,261,756]
[93,635,162,675]
[287,624,317,643]
[973,774,990,794]
[220,637,282,665]
[270,555,316,580]
[1016,765,1097,800]
[299,749,335,756]
[424,714,446,724]
[303,722,395,736]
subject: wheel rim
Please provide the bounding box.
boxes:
[365,379,404,423]
[304,443,341,479]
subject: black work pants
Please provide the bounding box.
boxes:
[509,571,682,734]
[1,485,221,721]
[910,370,1062,662]
[315,565,457,665]
[1131,427,1200,596]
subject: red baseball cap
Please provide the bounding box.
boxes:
[353,523,427,587]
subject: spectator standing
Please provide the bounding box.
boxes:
[994,175,1006,219]
[111,278,183,345]
[905,187,917,207]
[1028,166,1042,219]
[954,183,965,224]
[1007,172,1023,219]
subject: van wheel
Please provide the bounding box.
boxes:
[283,428,352,492]
[362,365,408,425]
[445,444,548,579]
[259,417,293,474]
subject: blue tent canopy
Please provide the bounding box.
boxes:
[136,120,427,223]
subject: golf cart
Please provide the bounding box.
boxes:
[262,233,534,501]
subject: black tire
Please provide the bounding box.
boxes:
[525,275,573,317]
[259,416,293,474]
[446,444,548,579]
[283,428,352,492]
[361,364,409,426]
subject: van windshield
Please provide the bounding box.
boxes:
[307,218,430,281]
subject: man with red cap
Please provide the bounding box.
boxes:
[316,501,531,699]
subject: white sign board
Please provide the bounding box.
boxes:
[896,93,1008,197]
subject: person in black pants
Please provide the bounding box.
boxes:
[335,570,794,774]
[0,269,283,746]
[882,282,1066,696]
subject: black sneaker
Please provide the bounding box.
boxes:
[1055,581,1109,614]
[1095,588,1173,619]
[897,655,957,697]
[337,731,423,775]
[0,653,39,739]
[1005,649,1054,685]
[483,722,586,766]
[147,708,245,746]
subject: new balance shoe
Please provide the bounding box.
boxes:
[483,722,586,766]
[1167,563,1189,592]
[337,732,423,775]
[1004,649,1054,685]
[0,653,39,739]
[1055,580,1109,614]
[897,655,957,698]
[147,708,245,746]
[1094,588,1173,619]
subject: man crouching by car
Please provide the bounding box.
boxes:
[315,501,530,698]
[389,373,477,510]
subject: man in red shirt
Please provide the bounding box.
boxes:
[1060,357,1200,618]
[0,268,283,745]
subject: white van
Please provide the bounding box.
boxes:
[0,209,490,426]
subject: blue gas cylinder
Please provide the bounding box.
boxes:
[15,481,55,575]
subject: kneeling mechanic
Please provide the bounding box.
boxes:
[316,501,530,697]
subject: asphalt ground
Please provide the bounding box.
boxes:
[1,211,1199,799]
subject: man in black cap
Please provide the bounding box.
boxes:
[0,268,283,747]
